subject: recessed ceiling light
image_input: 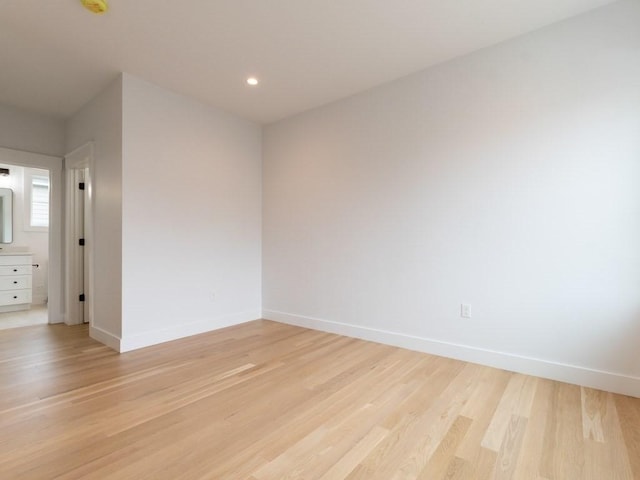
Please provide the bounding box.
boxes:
[81,0,109,14]
[246,77,259,86]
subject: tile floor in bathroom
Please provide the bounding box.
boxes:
[0,304,48,330]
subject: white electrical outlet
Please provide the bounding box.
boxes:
[461,304,471,318]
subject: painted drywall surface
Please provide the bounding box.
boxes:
[0,104,65,157]
[120,74,262,349]
[65,75,123,340]
[263,0,640,390]
[0,165,49,304]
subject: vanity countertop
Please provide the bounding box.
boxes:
[0,251,33,256]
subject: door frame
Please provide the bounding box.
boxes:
[64,142,94,326]
[0,146,63,323]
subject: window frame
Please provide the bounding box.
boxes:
[23,167,50,232]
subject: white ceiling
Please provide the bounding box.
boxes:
[0,0,617,124]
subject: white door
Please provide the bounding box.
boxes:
[65,143,93,326]
[68,169,86,324]
[82,168,90,324]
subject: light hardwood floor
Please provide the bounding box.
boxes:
[0,321,638,479]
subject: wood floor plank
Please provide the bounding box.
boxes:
[415,415,473,479]
[318,425,390,480]
[0,321,638,479]
[448,448,498,480]
[346,363,477,479]
[614,394,640,479]
[581,387,607,442]
[481,373,538,452]
[589,393,634,480]
[492,414,528,479]
[539,382,585,479]
[388,363,484,479]
[455,367,511,462]
[511,378,554,479]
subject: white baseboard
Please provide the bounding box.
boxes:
[90,325,121,351]
[263,309,640,398]
[118,310,262,353]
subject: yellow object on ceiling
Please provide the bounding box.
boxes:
[81,0,109,14]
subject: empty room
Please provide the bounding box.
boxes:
[0,0,639,478]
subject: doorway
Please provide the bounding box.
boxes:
[0,165,48,329]
[64,142,93,326]
[0,147,63,327]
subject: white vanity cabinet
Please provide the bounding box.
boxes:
[0,254,32,312]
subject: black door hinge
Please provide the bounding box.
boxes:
[79,182,85,190]
[79,294,85,302]
[79,238,85,246]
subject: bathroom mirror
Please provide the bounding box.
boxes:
[0,188,13,243]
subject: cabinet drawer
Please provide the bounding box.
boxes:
[0,289,32,305]
[0,265,32,276]
[0,275,31,290]
[0,255,31,266]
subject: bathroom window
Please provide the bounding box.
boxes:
[24,168,49,231]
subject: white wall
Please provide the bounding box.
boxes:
[119,74,262,351]
[64,73,262,352]
[0,165,49,304]
[66,75,123,344]
[263,0,640,397]
[0,104,65,157]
